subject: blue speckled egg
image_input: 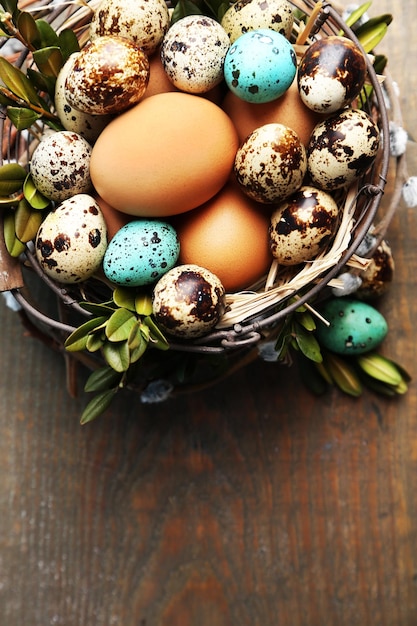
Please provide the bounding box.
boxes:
[103,219,180,286]
[223,29,297,103]
[316,298,388,355]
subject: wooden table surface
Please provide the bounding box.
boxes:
[1,1,416,624]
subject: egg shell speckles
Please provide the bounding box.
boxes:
[152,264,226,338]
[307,108,380,191]
[316,298,388,355]
[221,0,294,44]
[65,35,150,115]
[234,123,307,203]
[54,54,113,144]
[160,16,230,94]
[269,186,339,265]
[103,220,180,287]
[89,0,170,56]
[30,131,92,202]
[35,194,108,284]
[223,29,297,103]
[297,36,367,113]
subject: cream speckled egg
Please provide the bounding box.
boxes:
[160,16,230,94]
[152,264,226,338]
[297,36,367,113]
[269,186,339,265]
[65,35,150,115]
[307,108,380,191]
[35,194,108,284]
[30,131,92,202]
[89,0,170,56]
[234,123,307,203]
[55,54,113,144]
[221,0,294,43]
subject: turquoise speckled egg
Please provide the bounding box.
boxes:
[103,219,179,286]
[223,29,297,103]
[316,298,388,355]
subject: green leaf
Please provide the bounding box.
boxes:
[135,292,153,316]
[113,286,137,312]
[296,310,316,332]
[79,300,116,316]
[3,210,25,257]
[34,18,59,47]
[0,162,26,195]
[14,198,43,242]
[102,340,131,372]
[1,0,19,15]
[17,10,40,47]
[7,106,42,130]
[105,308,138,342]
[58,29,80,61]
[86,332,105,352]
[84,366,123,393]
[23,174,50,209]
[356,21,389,53]
[64,316,109,352]
[343,1,372,29]
[171,0,204,24]
[293,323,322,363]
[33,46,63,78]
[0,57,41,105]
[129,327,147,363]
[143,316,169,350]
[80,388,118,424]
[26,67,56,99]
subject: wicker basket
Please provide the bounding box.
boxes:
[0,0,404,402]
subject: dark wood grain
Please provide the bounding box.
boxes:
[1,1,417,624]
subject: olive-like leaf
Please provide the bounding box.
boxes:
[113,286,137,312]
[342,1,372,29]
[86,332,105,352]
[356,21,389,53]
[3,210,25,257]
[0,57,41,105]
[64,316,109,352]
[143,316,170,350]
[105,308,138,342]
[23,174,50,209]
[17,10,41,47]
[33,46,63,78]
[296,310,316,332]
[84,365,123,393]
[7,106,42,130]
[14,198,43,242]
[102,340,131,372]
[79,301,116,316]
[0,162,26,195]
[129,327,147,363]
[135,292,153,316]
[171,0,203,24]
[0,89,16,106]
[34,18,59,47]
[294,323,322,363]
[80,388,118,424]
[27,67,56,100]
[58,28,80,61]
[1,0,19,16]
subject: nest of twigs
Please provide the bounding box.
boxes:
[0,0,408,415]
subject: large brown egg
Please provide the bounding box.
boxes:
[90,92,239,217]
[174,180,271,292]
[222,79,323,146]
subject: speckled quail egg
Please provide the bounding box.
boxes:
[297,36,367,113]
[269,186,339,265]
[30,131,93,202]
[35,194,108,284]
[65,35,150,115]
[54,54,113,144]
[89,0,170,56]
[221,0,294,44]
[152,264,226,338]
[234,123,307,203]
[160,16,230,94]
[307,108,380,191]
[223,29,297,103]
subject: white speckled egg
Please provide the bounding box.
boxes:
[307,108,380,191]
[89,0,170,56]
[297,36,367,113]
[103,219,180,287]
[269,185,339,265]
[234,123,307,203]
[55,54,113,144]
[152,264,226,338]
[65,35,150,115]
[160,16,230,94]
[221,0,294,44]
[30,131,92,202]
[35,194,108,284]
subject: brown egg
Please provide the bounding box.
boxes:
[142,50,178,100]
[94,194,132,240]
[90,92,239,217]
[174,180,271,292]
[222,78,323,146]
